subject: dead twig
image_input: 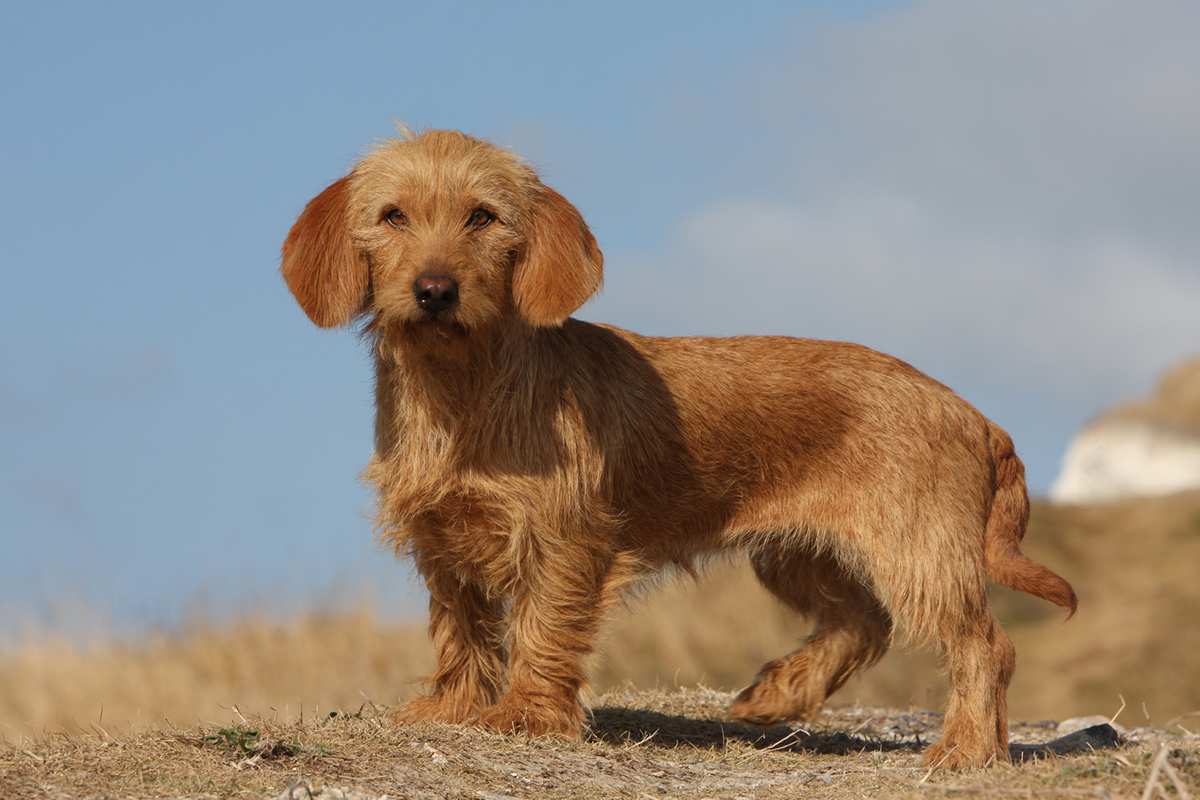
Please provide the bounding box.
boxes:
[1140,744,1169,800]
[1160,757,1193,800]
[1110,694,1127,727]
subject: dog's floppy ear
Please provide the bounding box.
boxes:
[513,184,603,327]
[281,175,369,328]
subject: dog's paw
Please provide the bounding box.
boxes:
[923,738,1009,770]
[391,694,477,726]
[728,681,821,725]
[477,697,582,739]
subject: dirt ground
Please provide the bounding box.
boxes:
[3,687,1196,800]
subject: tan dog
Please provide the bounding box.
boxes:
[281,129,1076,769]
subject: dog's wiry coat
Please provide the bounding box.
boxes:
[281,129,1076,769]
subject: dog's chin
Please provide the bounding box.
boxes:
[402,314,470,342]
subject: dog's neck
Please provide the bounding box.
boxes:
[370,317,568,460]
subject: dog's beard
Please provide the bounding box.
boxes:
[370,302,510,368]
[371,304,468,336]
[392,314,472,350]
[413,315,468,337]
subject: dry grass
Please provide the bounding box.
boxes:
[2,492,1199,750]
[2,687,1195,799]
[0,611,435,737]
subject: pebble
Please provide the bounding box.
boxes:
[1056,715,1128,737]
[275,781,383,800]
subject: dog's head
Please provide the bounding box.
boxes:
[281,130,602,338]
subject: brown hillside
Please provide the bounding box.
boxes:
[1103,356,1200,434]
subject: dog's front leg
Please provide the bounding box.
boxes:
[477,546,612,738]
[393,556,506,726]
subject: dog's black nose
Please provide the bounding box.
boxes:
[412,274,459,314]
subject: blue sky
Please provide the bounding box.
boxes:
[2,1,1197,637]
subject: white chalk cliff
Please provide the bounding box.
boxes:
[1050,357,1200,503]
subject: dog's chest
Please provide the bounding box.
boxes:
[410,487,528,590]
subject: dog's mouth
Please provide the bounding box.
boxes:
[408,313,469,339]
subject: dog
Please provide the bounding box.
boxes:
[281,129,1076,769]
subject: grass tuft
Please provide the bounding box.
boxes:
[197,725,304,761]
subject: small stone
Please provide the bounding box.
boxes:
[276,782,314,800]
[1056,715,1128,737]
[274,783,381,800]
[423,743,448,765]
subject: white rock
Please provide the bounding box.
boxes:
[1049,420,1200,503]
[1050,357,1200,503]
[1055,715,1127,737]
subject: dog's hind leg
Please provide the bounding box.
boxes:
[854,518,1015,769]
[729,547,892,724]
[921,608,1015,769]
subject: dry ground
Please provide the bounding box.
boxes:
[4,687,1195,800]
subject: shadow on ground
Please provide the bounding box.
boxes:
[588,706,920,755]
[588,706,1124,762]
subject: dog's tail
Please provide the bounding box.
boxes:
[983,423,1078,617]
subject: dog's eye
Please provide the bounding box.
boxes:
[467,207,496,230]
[384,209,408,228]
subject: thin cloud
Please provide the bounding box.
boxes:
[602,0,1199,405]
